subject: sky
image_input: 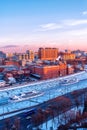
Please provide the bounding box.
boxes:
[0,0,87,51]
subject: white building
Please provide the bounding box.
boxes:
[0,80,6,87]
[8,77,16,84]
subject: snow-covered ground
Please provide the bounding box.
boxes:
[32,106,84,130]
[34,97,85,130]
[0,71,87,120]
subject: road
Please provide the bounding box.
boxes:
[0,71,87,120]
[0,87,86,130]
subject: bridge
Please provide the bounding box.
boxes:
[0,71,87,120]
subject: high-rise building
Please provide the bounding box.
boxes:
[17,50,34,61]
[38,48,58,61]
[26,50,34,61]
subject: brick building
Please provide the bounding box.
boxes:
[30,62,67,80]
[38,48,58,61]
[4,60,20,67]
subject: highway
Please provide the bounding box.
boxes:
[0,87,86,130]
[0,71,87,120]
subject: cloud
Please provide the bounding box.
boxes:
[70,28,87,36]
[64,19,87,26]
[59,28,87,38]
[39,23,63,31]
[34,19,87,32]
[82,11,87,15]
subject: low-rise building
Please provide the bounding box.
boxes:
[60,52,76,61]
[0,80,6,87]
[4,60,20,67]
[30,62,67,80]
[8,77,16,84]
[67,65,74,74]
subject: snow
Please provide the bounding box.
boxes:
[36,105,85,130]
[0,71,87,120]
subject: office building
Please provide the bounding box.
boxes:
[38,48,58,61]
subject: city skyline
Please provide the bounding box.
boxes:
[0,0,87,51]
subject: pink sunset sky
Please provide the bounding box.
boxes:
[0,0,87,52]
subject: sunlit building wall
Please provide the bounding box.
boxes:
[38,48,58,61]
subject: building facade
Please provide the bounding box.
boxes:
[4,60,20,67]
[38,48,58,61]
[60,52,75,61]
[30,63,67,80]
[17,50,34,61]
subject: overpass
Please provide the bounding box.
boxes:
[0,71,87,120]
